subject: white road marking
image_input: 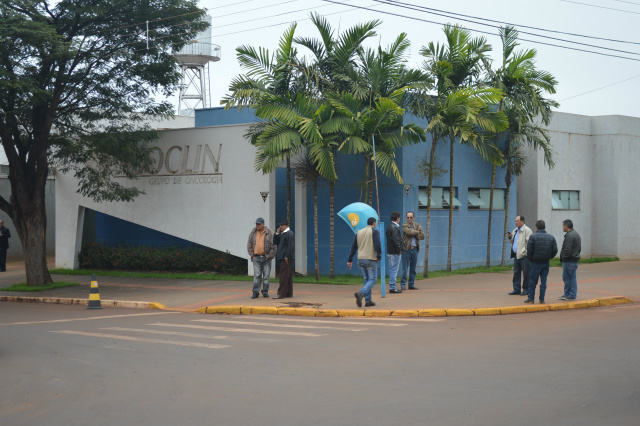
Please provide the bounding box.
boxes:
[151,322,326,337]
[223,316,411,326]
[1,311,179,326]
[51,330,229,349]
[102,327,281,342]
[192,318,366,331]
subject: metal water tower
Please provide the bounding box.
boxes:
[174,16,221,116]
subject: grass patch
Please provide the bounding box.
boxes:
[49,257,619,286]
[1,281,81,292]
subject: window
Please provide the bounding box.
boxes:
[552,190,580,210]
[468,188,506,210]
[418,186,460,210]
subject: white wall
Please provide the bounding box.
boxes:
[520,112,640,259]
[55,123,277,268]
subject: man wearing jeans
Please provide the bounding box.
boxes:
[385,211,404,293]
[525,220,557,304]
[507,215,532,295]
[559,219,581,301]
[400,211,424,290]
[348,217,382,307]
[246,217,277,299]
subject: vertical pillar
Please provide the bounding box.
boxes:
[294,178,307,275]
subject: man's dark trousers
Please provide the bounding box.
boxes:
[528,262,550,301]
[277,261,293,298]
[512,255,530,294]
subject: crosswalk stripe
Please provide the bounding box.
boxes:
[191,318,366,331]
[222,316,410,326]
[0,311,179,326]
[102,327,281,342]
[51,330,230,349]
[150,322,326,337]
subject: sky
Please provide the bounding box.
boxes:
[196,0,640,118]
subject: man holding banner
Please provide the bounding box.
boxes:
[347,217,382,307]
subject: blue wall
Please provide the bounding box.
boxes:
[195,106,259,127]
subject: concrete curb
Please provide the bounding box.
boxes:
[195,296,633,317]
[0,295,154,309]
[1,295,632,316]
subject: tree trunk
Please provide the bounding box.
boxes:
[2,156,53,286]
[329,180,335,279]
[423,139,438,278]
[447,136,454,272]
[486,164,496,268]
[286,154,291,225]
[501,167,512,267]
[314,179,319,281]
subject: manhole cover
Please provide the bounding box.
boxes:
[281,301,325,309]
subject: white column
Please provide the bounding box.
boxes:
[294,178,307,274]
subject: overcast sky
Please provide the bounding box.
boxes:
[196,0,640,118]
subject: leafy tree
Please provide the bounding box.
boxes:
[0,0,208,285]
[482,26,558,267]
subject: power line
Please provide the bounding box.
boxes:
[560,74,640,101]
[370,0,640,56]
[559,0,640,14]
[317,0,640,62]
[378,0,640,46]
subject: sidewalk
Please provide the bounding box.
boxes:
[0,258,637,316]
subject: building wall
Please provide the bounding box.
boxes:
[520,112,640,260]
[55,123,276,269]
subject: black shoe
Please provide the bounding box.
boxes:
[365,301,376,307]
[354,291,363,307]
[508,291,521,295]
[539,300,545,304]
[251,294,259,299]
[262,293,269,298]
[389,289,402,294]
[408,286,419,290]
[524,298,534,304]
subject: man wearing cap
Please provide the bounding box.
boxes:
[247,218,277,299]
[273,218,295,299]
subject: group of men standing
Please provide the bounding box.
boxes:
[246,217,295,300]
[508,215,582,304]
[348,211,424,307]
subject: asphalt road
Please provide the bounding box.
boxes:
[1,303,639,426]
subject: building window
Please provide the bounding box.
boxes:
[418,186,460,210]
[467,188,506,210]
[552,190,580,210]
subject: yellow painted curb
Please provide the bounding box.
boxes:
[250,306,278,315]
[391,310,419,317]
[204,306,243,315]
[525,304,549,313]
[277,307,316,316]
[599,296,632,306]
[548,303,570,311]
[500,306,527,314]
[336,309,365,317]
[584,299,602,308]
[417,309,447,317]
[445,309,475,316]
[568,300,589,309]
[364,310,391,317]
[474,307,501,316]
[315,309,339,317]
[148,302,167,310]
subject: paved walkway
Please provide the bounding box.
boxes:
[0,258,638,316]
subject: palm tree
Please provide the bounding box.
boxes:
[222,23,303,224]
[482,26,558,267]
[427,87,507,271]
[418,24,497,274]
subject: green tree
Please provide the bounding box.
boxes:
[417,24,500,274]
[482,26,558,267]
[0,0,208,285]
[222,23,303,224]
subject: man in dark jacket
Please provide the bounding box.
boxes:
[385,211,404,293]
[525,220,558,304]
[559,219,581,301]
[0,220,11,272]
[273,218,294,299]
